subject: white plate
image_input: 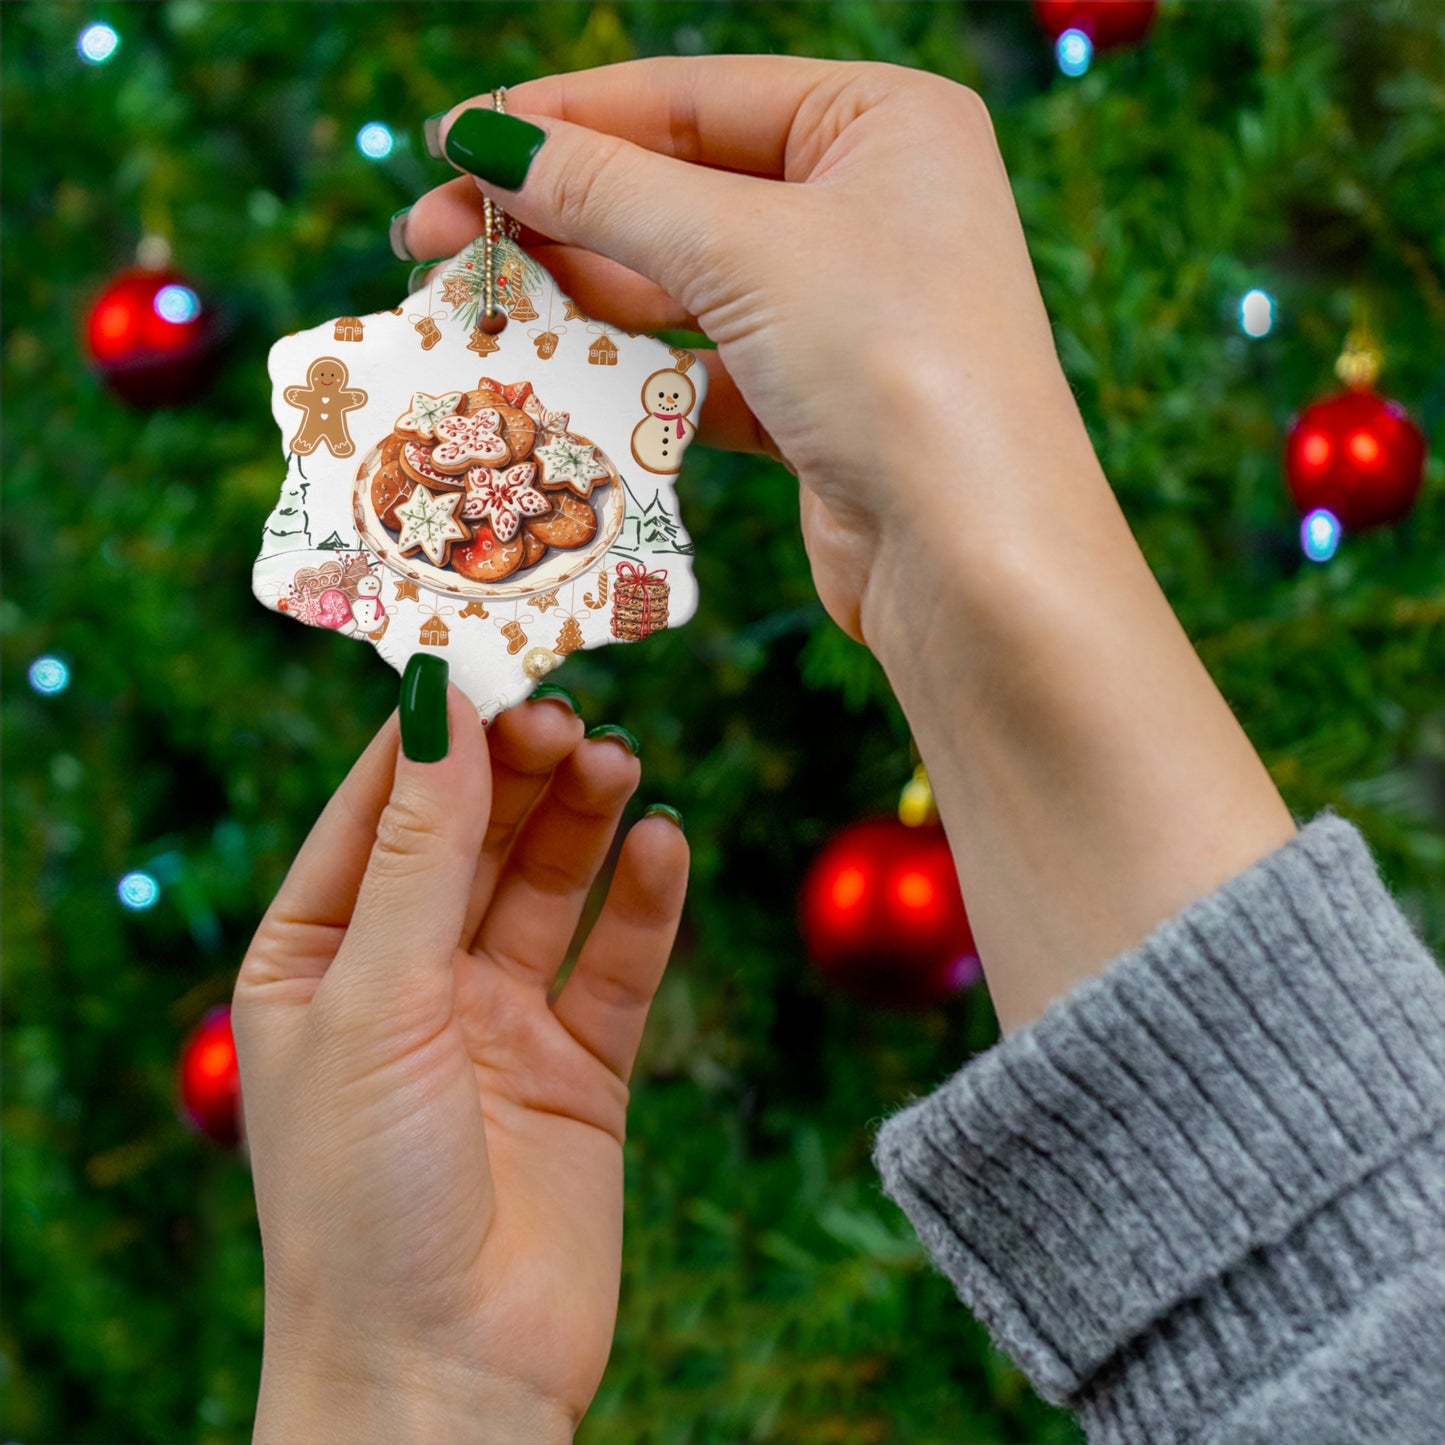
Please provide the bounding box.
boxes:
[352,433,625,601]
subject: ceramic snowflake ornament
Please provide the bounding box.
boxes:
[254,234,705,720]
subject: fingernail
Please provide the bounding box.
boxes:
[407,258,446,292]
[423,111,447,160]
[400,654,449,762]
[530,683,581,716]
[585,723,639,756]
[644,804,684,834]
[443,107,546,191]
[388,206,413,261]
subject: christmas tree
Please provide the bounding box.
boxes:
[2,4,1439,1442]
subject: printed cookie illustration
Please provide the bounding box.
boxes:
[631,367,698,475]
[258,229,708,724]
[535,435,610,498]
[283,357,368,458]
[395,389,463,441]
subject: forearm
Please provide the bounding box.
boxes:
[860,396,1296,1033]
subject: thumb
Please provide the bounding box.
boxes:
[439,104,765,319]
[325,659,489,1027]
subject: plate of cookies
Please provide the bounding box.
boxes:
[353,376,625,600]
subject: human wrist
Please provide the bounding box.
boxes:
[856,404,1295,1033]
[254,1341,575,1445]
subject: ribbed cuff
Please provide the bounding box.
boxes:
[871,812,1445,1427]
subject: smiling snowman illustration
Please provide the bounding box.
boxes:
[348,572,389,639]
[630,367,698,475]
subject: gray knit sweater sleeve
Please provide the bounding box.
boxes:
[871,812,1445,1444]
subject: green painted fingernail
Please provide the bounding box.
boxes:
[407,258,446,292]
[423,112,447,160]
[443,107,546,191]
[388,207,413,261]
[530,683,581,716]
[644,804,684,833]
[400,654,449,762]
[585,723,639,756]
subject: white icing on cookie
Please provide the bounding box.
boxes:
[461,463,549,541]
[535,436,609,497]
[432,409,509,471]
[394,484,468,565]
[396,390,463,440]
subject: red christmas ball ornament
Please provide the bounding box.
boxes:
[178,1005,242,1147]
[800,818,980,1010]
[85,267,217,406]
[1034,0,1158,50]
[1284,389,1426,532]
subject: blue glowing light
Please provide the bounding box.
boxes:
[1301,508,1341,563]
[356,122,395,160]
[1057,28,1093,77]
[118,871,161,910]
[154,284,201,324]
[28,656,71,695]
[78,22,120,64]
[1240,288,1274,338]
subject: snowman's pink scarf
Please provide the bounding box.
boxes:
[649,411,687,437]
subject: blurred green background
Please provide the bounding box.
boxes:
[2,2,1441,1442]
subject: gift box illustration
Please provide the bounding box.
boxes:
[255,235,705,720]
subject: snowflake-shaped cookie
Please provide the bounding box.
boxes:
[432,409,509,471]
[396,390,463,441]
[394,483,469,566]
[523,394,571,439]
[461,463,549,542]
[535,436,609,498]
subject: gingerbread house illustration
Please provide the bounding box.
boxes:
[419,615,450,647]
[587,334,619,366]
[334,316,365,342]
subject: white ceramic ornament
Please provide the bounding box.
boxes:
[254,234,705,721]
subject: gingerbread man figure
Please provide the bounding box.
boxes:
[283,357,368,458]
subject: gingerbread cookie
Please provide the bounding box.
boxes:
[370,439,416,529]
[520,529,547,568]
[525,490,597,549]
[491,403,538,464]
[394,483,469,567]
[479,376,534,409]
[464,386,506,414]
[535,435,610,498]
[451,524,525,582]
[431,409,509,472]
[283,357,367,458]
[400,439,465,490]
[395,389,463,441]
[459,462,548,541]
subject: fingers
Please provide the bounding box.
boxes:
[505,56,850,179]
[239,712,403,988]
[460,694,586,947]
[550,814,689,1083]
[436,105,767,317]
[322,686,491,1027]
[471,734,641,991]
